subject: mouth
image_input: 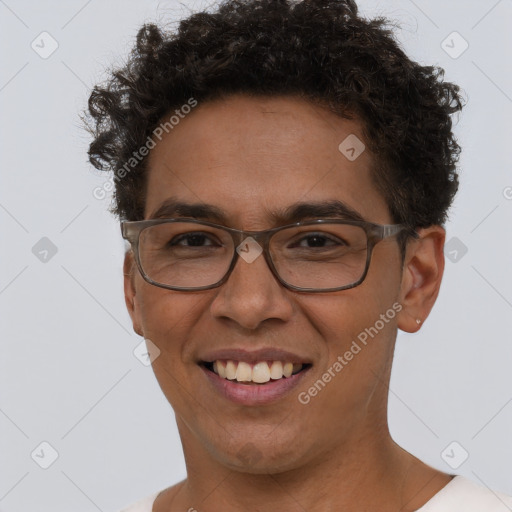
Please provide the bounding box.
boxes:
[197,348,313,404]
[200,359,312,385]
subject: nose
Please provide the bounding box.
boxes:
[209,239,294,330]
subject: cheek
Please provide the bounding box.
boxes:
[135,287,213,411]
[300,271,399,353]
[135,284,210,368]
[294,263,400,409]
[295,300,398,441]
[137,281,208,335]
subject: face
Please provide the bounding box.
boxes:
[124,94,444,474]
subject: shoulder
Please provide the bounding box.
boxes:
[418,475,512,512]
[116,481,184,512]
[117,490,161,512]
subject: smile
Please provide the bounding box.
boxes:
[202,359,311,384]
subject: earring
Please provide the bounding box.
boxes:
[416,319,422,325]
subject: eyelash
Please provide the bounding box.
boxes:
[170,232,345,248]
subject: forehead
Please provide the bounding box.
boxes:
[144,94,390,227]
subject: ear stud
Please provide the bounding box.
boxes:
[416,319,422,325]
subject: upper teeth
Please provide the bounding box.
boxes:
[211,360,304,383]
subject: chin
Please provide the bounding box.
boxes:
[212,439,309,475]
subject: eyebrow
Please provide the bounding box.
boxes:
[149,197,366,225]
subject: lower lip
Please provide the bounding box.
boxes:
[200,365,311,406]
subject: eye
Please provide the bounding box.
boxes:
[291,232,346,249]
[170,232,220,247]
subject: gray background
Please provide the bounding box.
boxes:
[1,0,511,510]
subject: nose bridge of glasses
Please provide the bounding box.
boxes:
[228,237,280,293]
[224,227,278,285]
[224,225,272,251]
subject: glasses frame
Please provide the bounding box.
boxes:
[121,218,417,293]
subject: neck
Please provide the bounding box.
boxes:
[165,417,451,512]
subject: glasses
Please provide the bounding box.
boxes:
[121,218,415,293]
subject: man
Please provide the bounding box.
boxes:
[85,0,512,510]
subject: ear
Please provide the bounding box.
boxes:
[123,250,144,337]
[396,226,446,333]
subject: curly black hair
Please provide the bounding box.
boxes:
[85,0,464,241]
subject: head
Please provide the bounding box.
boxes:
[85,0,463,473]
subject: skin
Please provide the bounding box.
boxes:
[124,94,452,511]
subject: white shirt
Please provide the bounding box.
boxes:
[118,475,512,511]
